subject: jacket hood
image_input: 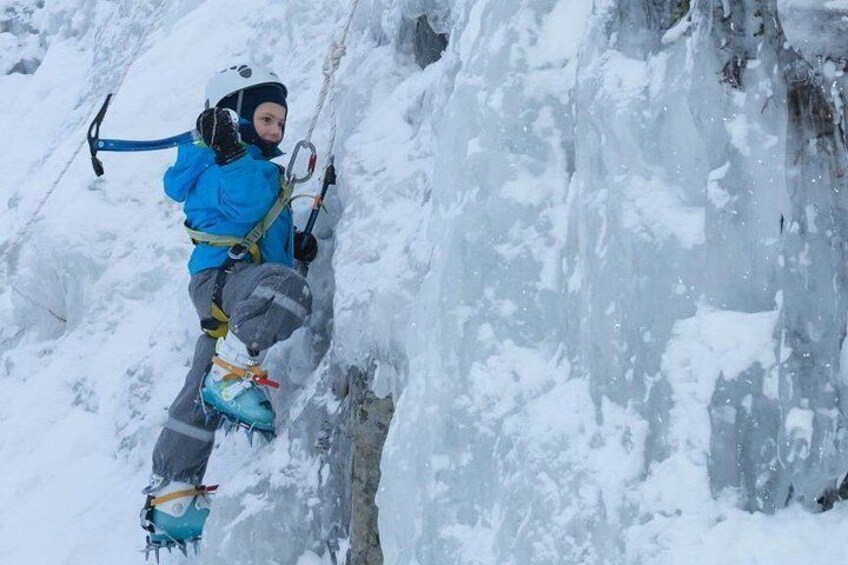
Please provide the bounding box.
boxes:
[164,143,215,203]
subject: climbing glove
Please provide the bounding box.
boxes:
[294,231,318,264]
[196,107,246,165]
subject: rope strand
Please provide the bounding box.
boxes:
[302,0,361,149]
[0,1,168,266]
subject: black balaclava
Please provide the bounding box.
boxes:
[218,83,288,158]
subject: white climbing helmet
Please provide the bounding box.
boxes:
[204,64,285,109]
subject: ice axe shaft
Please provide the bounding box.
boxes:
[94,132,198,153]
[303,156,336,236]
[87,94,248,177]
[297,156,336,276]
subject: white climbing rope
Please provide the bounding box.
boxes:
[302,0,361,158]
[327,72,339,161]
[0,1,168,265]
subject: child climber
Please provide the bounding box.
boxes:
[139,64,318,556]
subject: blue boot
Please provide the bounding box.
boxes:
[200,333,276,436]
[140,477,214,559]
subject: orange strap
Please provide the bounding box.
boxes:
[151,485,219,507]
[212,356,281,389]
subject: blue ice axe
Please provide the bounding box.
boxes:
[87,94,193,177]
[86,93,248,177]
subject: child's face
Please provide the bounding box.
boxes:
[253,102,287,145]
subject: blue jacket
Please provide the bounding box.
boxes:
[164,143,294,274]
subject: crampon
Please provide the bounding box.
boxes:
[198,398,277,446]
[198,354,279,445]
[140,484,217,562]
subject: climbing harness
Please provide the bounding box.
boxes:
[194,171,298,339]
[195,190,321,339]
[184,168,295,261]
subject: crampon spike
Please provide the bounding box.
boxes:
[143,536,203,562]
[201,399,274,444]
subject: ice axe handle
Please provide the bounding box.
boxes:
[87,93,113,177]
[296,158,337,277]
[302,159,336,236]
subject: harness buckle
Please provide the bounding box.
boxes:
[228,245,247,261]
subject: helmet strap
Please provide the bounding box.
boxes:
[236,90,245,116]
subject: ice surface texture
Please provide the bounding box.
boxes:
[5,0,848,564]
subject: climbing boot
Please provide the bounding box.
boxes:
[140,476,216,560]
[200,332,278,442]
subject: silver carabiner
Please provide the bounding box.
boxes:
[286,140,318,185]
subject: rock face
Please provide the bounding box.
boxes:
[349,369,395,565]
[412,15,448,69]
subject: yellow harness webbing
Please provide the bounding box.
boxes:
[184,176,295,258]
[203,303,230,339]
[187,176,295,339]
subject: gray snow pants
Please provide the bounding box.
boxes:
[152,261,312,483]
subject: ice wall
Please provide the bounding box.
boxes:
[365,0,848,563]
[775,0,848,503]
[574,0,792,512]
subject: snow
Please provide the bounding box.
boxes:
[3,0,848,564]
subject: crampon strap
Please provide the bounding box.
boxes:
[212,356,280,389]
[150,485,219,507]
